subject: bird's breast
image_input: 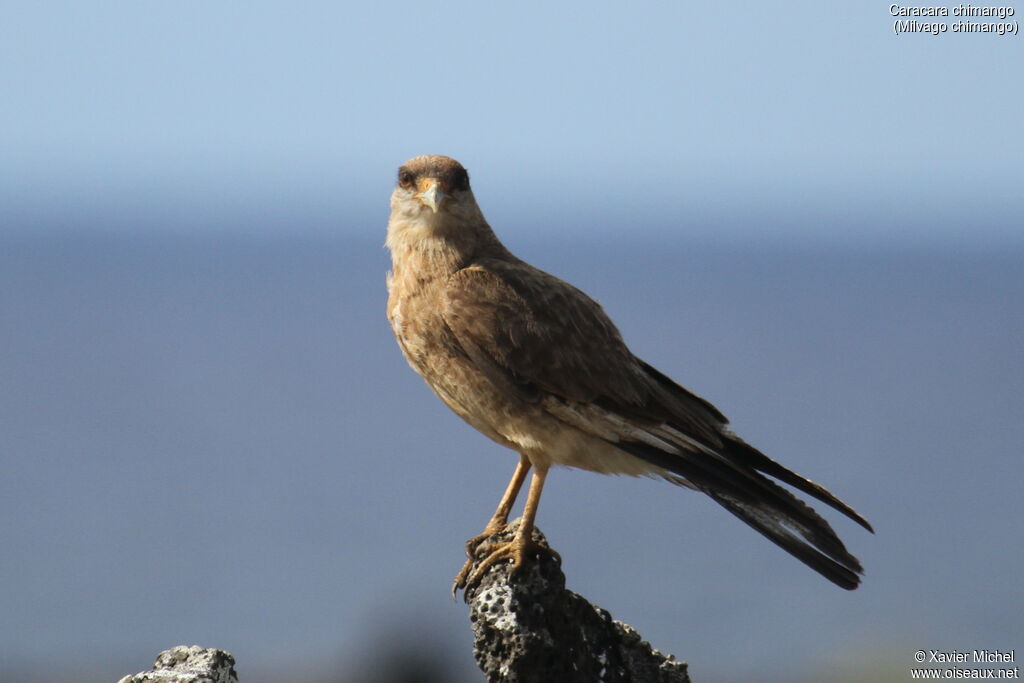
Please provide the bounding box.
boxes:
[387,271,522,447]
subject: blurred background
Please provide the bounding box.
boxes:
[2,3,1021,682]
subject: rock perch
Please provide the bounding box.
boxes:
[463,519,691,683]
[118,645,238,683]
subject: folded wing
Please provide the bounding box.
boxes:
[442,258,871,589]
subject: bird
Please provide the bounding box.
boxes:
[385,154,872,594]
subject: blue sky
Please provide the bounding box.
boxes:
[2,2,1020,245]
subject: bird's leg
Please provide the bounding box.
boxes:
[456,463,561,595]
[452,455,531,594]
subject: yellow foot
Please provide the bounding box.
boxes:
[452,525,561,599]
[465,523,508,559]
[451,524,506,597]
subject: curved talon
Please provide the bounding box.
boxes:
[463,541,517,589]
[451,551,486,597]
[451,527,505,598]
[452,561,473,598]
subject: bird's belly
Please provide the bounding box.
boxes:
[509,417,660,477]
[424,356,658,478]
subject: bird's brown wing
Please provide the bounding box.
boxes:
[442,258,726,447]
[442,258,871,589]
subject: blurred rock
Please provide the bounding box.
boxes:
[118,645,238,683]
[463,519,691,683]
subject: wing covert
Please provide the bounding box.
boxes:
[441,260,643,406]
[441,259,726,447]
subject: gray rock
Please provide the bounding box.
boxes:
[464,520,691,683]
[118,646,238,683]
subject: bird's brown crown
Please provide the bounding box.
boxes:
[397,155,471,193]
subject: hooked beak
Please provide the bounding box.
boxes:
[414,178,445,213]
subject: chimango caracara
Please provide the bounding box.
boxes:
[385,154,872,594]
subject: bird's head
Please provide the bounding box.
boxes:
[389,155,481,228]
[396,154,470,212]
[387,155,502,261]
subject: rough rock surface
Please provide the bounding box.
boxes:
[464,520,691,683]
[118,646,238,683]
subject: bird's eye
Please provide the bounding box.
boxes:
[451,168,469,192]
[398,169,415,188]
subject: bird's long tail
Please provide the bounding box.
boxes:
[704,480,864,590]
[615,437,870,590]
